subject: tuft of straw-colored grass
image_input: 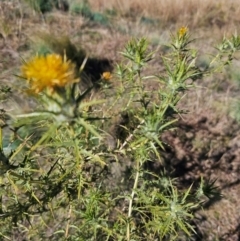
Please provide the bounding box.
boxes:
[88,0,240,29]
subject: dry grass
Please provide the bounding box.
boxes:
[88,0,240,29]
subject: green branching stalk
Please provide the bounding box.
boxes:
[1,27,240,240]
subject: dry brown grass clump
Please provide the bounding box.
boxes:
[88,0,240,29]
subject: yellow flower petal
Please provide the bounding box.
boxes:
[21,54,77,93]
[178,27,188,38]
[102,71,112,81]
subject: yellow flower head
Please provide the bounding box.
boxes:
[21,54,77,93]
[101,71,112,81]
[178,27,188,38]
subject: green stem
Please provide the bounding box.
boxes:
[65,203,72,239]
[126,160,140,241]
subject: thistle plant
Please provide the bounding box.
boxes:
[0,28,240,240]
